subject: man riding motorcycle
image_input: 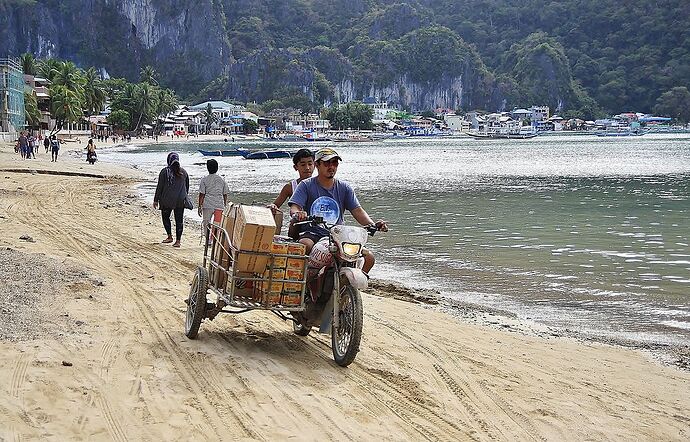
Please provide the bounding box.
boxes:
[288,147,388,275]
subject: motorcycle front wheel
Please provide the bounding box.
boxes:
[331,285,363,367]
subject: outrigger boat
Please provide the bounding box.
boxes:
[239,149,292,159]
[198,148,247,157]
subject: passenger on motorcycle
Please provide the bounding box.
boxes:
[288,147,388,275]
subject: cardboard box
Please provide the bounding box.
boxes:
[232,205,276,273]
[283,281,303,293]
[282,293,301,306]
[286,268,304,281]
[269,241,288,269]
[258,268,285,295]
[287,242,306,256]
[213,204,237,287]
[286,257,305,272]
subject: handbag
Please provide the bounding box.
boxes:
[184,195,194,210]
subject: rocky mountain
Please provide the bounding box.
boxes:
[2,0,688,116]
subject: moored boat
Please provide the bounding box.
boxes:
[198,148,247,157]
[239,149,292,159]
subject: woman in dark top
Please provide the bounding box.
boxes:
[153,152,190,248]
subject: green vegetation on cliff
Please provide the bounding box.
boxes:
[3,0,689,117]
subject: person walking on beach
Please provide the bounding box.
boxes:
[197,159,229,242]
[44,136,50,153]
[50,136,60,162]
[18,132,29,159]
[153,152,190,248]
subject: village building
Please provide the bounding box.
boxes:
[0,57,25,138]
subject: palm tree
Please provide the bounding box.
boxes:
[133,82,157,131]
[37,58,62,81]
[82,67,106,116]
[140,65,159,86]
[52,61,85,97]
[50,85,84,135]
[24,92,41,127]
[202,103,218,134]
[20,53,36,75]
[156,88,178,116]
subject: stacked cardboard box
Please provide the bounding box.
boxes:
[214,204,276,290]
[253,239,307,306]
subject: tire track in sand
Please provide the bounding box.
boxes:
[15,178,253,440]
[371,313,546,441]
[9,354,29,400]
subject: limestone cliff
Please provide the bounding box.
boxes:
[0,0,232,96]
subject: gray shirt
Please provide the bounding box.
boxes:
[199,173,229,209]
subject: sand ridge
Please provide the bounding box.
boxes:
[0,144,688,441]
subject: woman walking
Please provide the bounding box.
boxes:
[153,152,190,248]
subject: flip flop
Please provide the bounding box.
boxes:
[172,242,181,248]
[162,238,173,243]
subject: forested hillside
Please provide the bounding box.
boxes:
[2,0,688,116]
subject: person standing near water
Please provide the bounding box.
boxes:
[197,159,229,242]
[153,152,190,248]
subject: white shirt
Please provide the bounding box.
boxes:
[198,174,229,209]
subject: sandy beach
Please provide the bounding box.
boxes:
[0,140,689,441]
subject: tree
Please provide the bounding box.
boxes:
[20,53,36,75]
[156,89,178,117]
[24,92,41,127]
[36,58,62,82]
[50,85,84,135]
[243,119,259,134]
[140,65,159,86]
[82,67,106,116]
[51,61,85,97]
[654,87,690,123]
[133,82,158,131]
[107,110,131,131]
[202,103,217,134]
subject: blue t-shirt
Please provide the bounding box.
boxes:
[288,178,361,225]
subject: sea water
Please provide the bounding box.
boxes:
[99,133,690,346]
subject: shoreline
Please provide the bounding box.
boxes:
[9,136,688,370]
[1,141,689,440]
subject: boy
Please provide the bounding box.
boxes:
[270,148,314,238]
[198,159,230,242]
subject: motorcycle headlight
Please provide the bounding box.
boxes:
[341,242,361,257]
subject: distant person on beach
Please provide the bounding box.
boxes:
[270,148,314,238]
[18,132,28,159]
[153,152,190,248]
[50,136,60,162]
[197,159,229,242]
[86,139,97,164]
[43,136,50,153]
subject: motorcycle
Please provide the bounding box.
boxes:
[290,216,382,366]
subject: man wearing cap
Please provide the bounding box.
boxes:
[288,147,388,275]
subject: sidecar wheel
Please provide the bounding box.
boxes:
[331,286,363,367]
[185,266,208,339]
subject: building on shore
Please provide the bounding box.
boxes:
[23,74,53,132]
[0,57,25,135]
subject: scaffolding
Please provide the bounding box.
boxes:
[0,56,26,133]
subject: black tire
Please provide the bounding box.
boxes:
[293,321,311,336]
[185,266,208,339]
[331,285,363,367]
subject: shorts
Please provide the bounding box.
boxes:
[298,224,328,244]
